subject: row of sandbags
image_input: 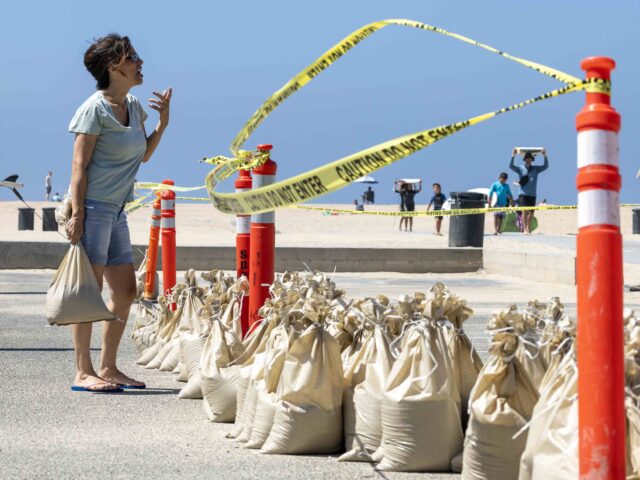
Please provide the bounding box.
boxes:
[132,269,246,400]
[462,301,640,479]
[130,269,640,476]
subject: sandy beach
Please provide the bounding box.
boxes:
[2,201,639,253]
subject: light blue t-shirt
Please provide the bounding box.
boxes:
[509,156,549,197]
[69,91,148,206]
[488,180,513,207]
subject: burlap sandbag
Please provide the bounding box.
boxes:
[178,333,207,399]
[200,319,245,422]
[340,326,394,462]
[627,396,640,477]
[226,318,276,439]
[245,324,294,449]
[377,320,463,472]
[46,244,117,325]
[131,302,156,353]
[138,303,182,367]
[518,355,578,480]
[158,339,181,372]
[462,332,539,480]
[442,293,483,431]
[261,324,344,455]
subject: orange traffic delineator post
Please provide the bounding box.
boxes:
[235,169,252,337]
[160,179,177,310]
[248,144,276,328]
[143,192,162,300]
[576,57,625,478]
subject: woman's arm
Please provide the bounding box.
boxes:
[142,88,172,163]
[66,133,98,244]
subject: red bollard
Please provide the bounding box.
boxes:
[235,169,252,337]
[160,179,177,309]
[248,145,276,328]
[576,57,625,478]
[143,192,161,300]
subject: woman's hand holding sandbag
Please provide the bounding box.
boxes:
[65,213,83,245]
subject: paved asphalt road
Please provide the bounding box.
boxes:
[2,270,639,479]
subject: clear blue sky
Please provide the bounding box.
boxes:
[1,0,638,206]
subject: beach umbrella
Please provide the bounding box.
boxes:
[354,176,378,184]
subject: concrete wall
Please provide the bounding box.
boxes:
[0,241,482,274]
[483,248,577,285]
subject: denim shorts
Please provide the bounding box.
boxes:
[80,199,133,266]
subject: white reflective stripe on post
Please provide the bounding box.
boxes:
[161,199,175,210]
[577,130,619,169]
[152,208,161,216]
[236,216,250,234]
[251,174,276,224]
[161,217,176,229]
[578,189,620,228]
[151,219,161,228]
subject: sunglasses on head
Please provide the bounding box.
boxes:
[126,53,141,62]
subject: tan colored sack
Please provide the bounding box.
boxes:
[442,291,483,431]
[462,330,539,480]
[261,324,344,455]
[178,333,207,399]
[340,326,394,462]
[158,340,181,372]
[377,320,463,472]
[200,319,245,422]
[518,354,578,480]
[627,396,640,477]
[226,318,276,439]
[46,244,117,325]
[246,324,295,449]
[131,302,156,353]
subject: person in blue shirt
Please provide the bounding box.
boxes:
[509,148,549,234]
[427,182,447,236]
[488,172,513,235]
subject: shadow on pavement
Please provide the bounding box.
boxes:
[0,347,100,352]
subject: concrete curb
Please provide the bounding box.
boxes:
[0,241,482,274]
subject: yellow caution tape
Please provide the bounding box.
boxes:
[297,203,640,217]
[197,19,609,215]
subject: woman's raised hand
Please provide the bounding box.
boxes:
[149,88,172,128]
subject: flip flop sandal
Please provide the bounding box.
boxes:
[71,384,123,393]
[117,384,146,390]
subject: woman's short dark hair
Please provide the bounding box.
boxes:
[83,34,133,90]
[499,172,508,179]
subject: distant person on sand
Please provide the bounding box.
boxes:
[510,148,549,234]
[365,186,375,204]
[45,171,52,201]
[65,34,172,392]
[488,172,513,235]
[398,182,419,232]
[353,199,364,211]
[427,182,446,236]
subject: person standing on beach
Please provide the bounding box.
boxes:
[398,182,419,232]
[488,172,513,235]
[45,171,52,201]
[65,34,172,392]
[427,182,446,236]
[509,148,549,234]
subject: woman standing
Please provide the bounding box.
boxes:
[65,34,172,392]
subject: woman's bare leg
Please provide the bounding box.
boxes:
[98,263,144,387]
[71,264,118,391]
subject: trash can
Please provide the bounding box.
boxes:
[42,207,58,232]
[448,192,486,248]
[633,209,640,234]
[18,208,35,231]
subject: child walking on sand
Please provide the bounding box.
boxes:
[427,183,446,236]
